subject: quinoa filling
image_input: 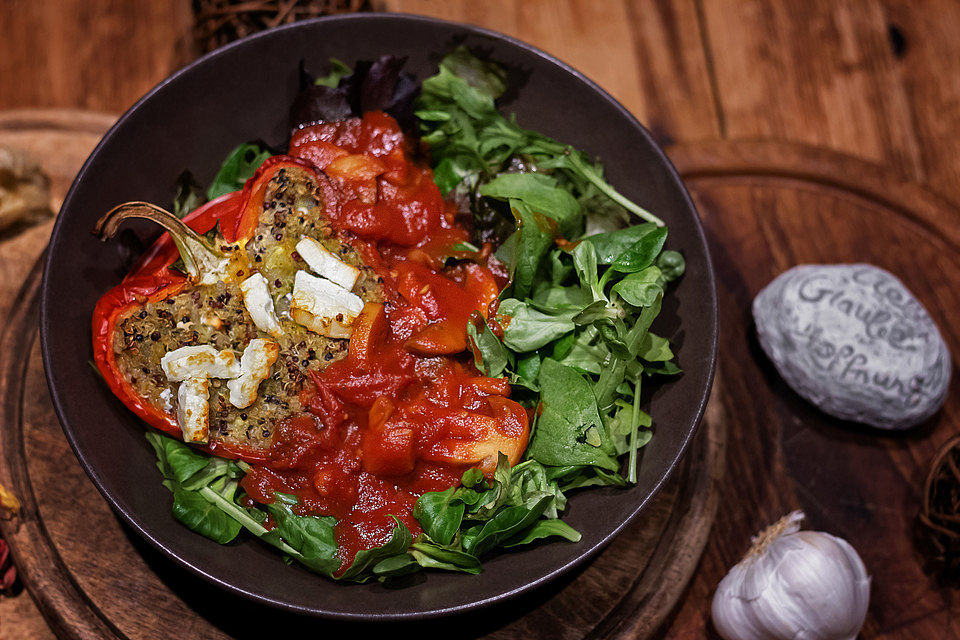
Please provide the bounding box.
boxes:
[113,166,382,450]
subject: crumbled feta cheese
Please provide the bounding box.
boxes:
[227,338,280,409]
[296,236,360,291]
[177,376,210,443]
[279,292,293,320]
[195,251,233,286]
[239,273,283,337]
[290,270,363,338]
[159,387,174,413]
[161,345,240,381]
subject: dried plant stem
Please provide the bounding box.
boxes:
[192,0,373,53]
[918,435,960,583]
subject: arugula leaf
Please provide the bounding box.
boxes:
[606,397,653,456]
[625,292,662,356]
[206,144,271,200]
[572,241,603,301]
[479,173,581,235]
[644,360,682,376]
[594,355,627,412]
[549,465,629,490]
[554,328,608,375]
[571,299,619,327]
[535,150,665,226]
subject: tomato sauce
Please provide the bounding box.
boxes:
[239,112,529,571]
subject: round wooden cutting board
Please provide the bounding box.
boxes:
[0,111,725,640]
[5,109,959,638]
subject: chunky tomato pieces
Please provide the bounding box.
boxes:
[240,112,528,569]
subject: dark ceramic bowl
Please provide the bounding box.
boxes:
[41,13,717,620]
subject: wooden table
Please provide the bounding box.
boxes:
[3,1,960,638]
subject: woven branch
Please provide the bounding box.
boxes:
[917,435,960,583]
[193,0,375,53]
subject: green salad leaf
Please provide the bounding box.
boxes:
[527,359,619,470]
[263,493,341,576]
[414,486,467,546]
[206,143,272,200]
[466,316,509,378]
[339,517,413,581]
[314,58,352,88]
[416,46,664,227]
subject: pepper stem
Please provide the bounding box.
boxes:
[94,201,228,283]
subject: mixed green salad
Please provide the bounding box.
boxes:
[142,48,685,582]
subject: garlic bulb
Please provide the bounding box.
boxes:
[711,511,870,640]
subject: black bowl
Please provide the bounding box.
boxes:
[40,13,717,620]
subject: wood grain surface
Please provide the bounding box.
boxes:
[2,1,960,638]
[0,110,116,640]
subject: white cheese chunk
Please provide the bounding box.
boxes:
[159,387,174,413]
[227,339,280,409]
[161,345,241,382]
[239,273,283,337]
[290,270,363,338]
[289,308,353,339]
[177,377,210,443]
[196,254,233,287]
[296,236,360,291]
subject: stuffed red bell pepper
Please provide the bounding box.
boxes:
[91,118,528,475]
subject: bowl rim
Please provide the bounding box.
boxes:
[39,11,718,620]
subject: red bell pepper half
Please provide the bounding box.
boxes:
[90,156,317,460]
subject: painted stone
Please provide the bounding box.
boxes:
[752,264,951,429]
